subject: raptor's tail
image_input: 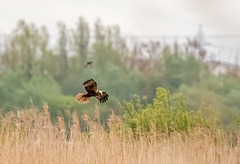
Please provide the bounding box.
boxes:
[75,93,91,104]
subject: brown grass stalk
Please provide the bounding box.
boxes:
[0,106,239,164]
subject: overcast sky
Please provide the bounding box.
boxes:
[0,0,240,36]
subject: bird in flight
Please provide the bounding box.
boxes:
[75,78,109,104]
[84,61,93,68]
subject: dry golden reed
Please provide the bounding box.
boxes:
[0,105,239,164]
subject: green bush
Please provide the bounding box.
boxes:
[121,87,220,133]
[235,115,240,128]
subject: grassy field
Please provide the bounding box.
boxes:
[0,105,239,164]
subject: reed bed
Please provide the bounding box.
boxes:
[0,105,239,164]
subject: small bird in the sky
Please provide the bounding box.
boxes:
[75,78,109,104]
[84,61,94,68]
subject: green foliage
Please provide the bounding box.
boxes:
[121,87,220,133]
[235,115,240,128]
[179,75,240,127]
[0,71,62,112]
[160,54,207,91]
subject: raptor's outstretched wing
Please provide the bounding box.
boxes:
[83,78,97,94]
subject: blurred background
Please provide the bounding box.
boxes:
[0,0,240,127]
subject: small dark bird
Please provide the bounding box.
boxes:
[75,78,109,104]
[84,61,94,68]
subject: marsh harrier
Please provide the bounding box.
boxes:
[75,78,109,104]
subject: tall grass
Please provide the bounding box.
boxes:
[0,105,239,164]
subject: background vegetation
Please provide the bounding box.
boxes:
[0,18,240,129]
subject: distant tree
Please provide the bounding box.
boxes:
[56,21,68,78]
[92,19,124,69]
[94,19,105,44]
[1,20,39,78]
[71,17,90,71]
[160,53,205,91]
[0,20,53,78]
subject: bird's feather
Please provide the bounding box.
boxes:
[75,93,91,104]
[82,78,97,93]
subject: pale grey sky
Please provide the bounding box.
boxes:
[0,0,240,36]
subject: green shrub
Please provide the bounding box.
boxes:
[234,115,240,128]
[121,87,220,134]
